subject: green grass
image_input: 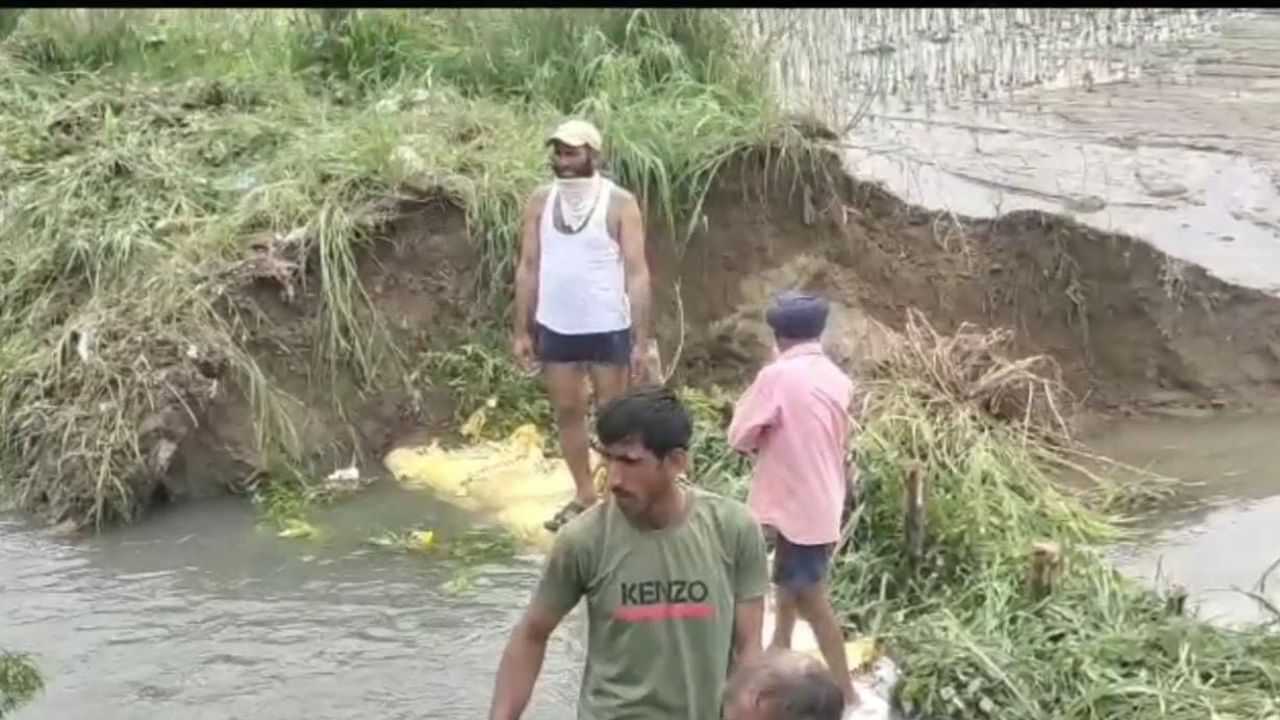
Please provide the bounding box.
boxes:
[0,650,42,718]
[0,9,819,528]
[837,385,1280,719]
[416,343,553,444]
[809,314,1280,719]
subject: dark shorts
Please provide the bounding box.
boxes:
[764,526,835,591]
[536,323,631,366]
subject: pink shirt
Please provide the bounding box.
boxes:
[727,342,855,546]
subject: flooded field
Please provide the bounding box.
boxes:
[753,8,1280,294]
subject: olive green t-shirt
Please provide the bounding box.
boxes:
[535,485,769,720]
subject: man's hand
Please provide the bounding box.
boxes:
[513,332,535,373]
[629,341,650,385]
[731,596,765,670]
[617,193,651,379]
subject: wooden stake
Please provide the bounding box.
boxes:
[903,463,926,567]
[1165,584,1188,616]
[1028,541,1063,600]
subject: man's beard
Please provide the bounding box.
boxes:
[552,162,593,179]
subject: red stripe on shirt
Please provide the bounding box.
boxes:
[613,603,715,622]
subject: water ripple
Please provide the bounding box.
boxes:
[0,501,579,720]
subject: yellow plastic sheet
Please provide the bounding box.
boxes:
[385,424,576,552]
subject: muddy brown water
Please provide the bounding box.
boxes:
[4,413,1277,718]
[1090,412,1280,627]
[0,486,584,719]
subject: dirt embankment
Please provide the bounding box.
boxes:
[659,151,1280,409]
[154,147,1280,511]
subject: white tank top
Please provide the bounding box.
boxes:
[535,179,631,334]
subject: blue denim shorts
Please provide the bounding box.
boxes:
[536,323,631,366]
[764,525,835,590]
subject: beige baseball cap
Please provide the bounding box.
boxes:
[547,119,603,151]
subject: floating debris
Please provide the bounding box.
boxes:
[276,518,318,540]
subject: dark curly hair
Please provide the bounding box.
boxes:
[595,385,692,459]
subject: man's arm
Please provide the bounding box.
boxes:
[731,515,770,670]
[732,596,765,670]
[727,371,781,454]
[512,189,545,344]
[488,601,570,720]
[617,193,651,355]
[489,529,586,720]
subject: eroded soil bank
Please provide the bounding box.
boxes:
[129,147,1280,514]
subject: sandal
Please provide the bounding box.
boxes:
[544,499,588,533]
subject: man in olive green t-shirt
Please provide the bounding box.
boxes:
[489,386,770,720]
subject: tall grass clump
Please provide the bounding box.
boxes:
[0,8,817,528]
[830,312,1280,719]
[0,650,42,717]
[416,343,553,444]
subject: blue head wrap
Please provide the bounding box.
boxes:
[765,291,829,340]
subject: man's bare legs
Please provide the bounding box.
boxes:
[588,363,629,407]
[772,583,858,706]
[543,361,631,531]
[544,363,595,510]
[770,589,798,650]
[768,579,860,702]
[586,363,629,493]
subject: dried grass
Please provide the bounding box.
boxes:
[868,307,1073,441]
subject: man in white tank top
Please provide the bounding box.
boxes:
[512,119,654,533]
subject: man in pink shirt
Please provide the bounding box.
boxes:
[727,291,858,707]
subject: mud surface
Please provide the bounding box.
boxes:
[649,152,1280,410]
[156,138,1280,508]
[824,11,1280,295]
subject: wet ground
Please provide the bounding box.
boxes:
[0,486,583,720]
[758,8,1280,294]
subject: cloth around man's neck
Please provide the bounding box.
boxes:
[554,172,603,229]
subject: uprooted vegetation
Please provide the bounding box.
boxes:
[0,8,828,529]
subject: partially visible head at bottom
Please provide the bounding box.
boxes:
[723,648,846,720]
[766,291,830,353]
[595,385,691,523]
